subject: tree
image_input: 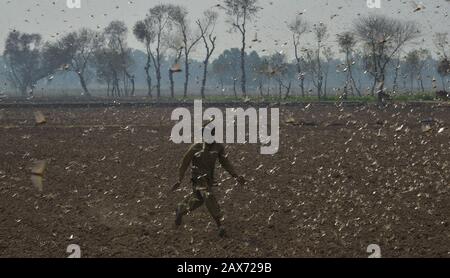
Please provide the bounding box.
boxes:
[133,19,155,97]
[337,32,361,97]
[403,49,430,92]
[391,52,402,93]
[322,46,333,97]
[222,0,261,97]
[433,32,449,59]
[312,22,328,99]
[166,35,184,98]
[3,31,60,96]
[254,58,270,96]
[150,4,177,99]
[196,9,219,99]
[353,14,420,101]
[288,16,309,97]
[94,48,116,96]
[51,28,103,96]
[135,4,176,99]
[437,58,450,91]
[171,6,203,98]
[212,48,241,96]
[434,33,449,91]
[304,48,317,96]
[269,53,292,99]
[104,21,135,97]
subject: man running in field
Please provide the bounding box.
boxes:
[171,123,246,237]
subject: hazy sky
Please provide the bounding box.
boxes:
[0,0,448,60]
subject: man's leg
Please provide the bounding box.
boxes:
[199,189,226,237]
[175,190,204,226]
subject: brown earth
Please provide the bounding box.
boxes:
[0,103,449,258]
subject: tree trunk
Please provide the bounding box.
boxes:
[258,80,263,96]
[155,50,161,100]
[78,73,90,97]
[371,77,377,97]
[316,42,322,99]
[169,69,175,99]
[145,64,152,97]
[350,71,361,97]
[278,81,282,99]
[200,60,209,99]
[156,67,161,99]
[294,40,305,97]
[129,76,135,97]
[300,78,305,97]
[377,74,386,104]
[344,51,354,97]
[392,58,400,93]
[240,31,247,97]
[123,72,129,97]
[20,85,27,97]
[184,54,189,98]
[284,81,292,99]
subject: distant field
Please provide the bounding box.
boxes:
[0,103,449,257]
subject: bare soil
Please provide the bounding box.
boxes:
[0,103,449,257]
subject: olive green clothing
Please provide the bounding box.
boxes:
[177,143,238,224]
[178,143,239,188]
[177,186,222,224]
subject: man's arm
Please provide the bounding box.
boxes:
[171,144,196,192]
[218,146,246,185]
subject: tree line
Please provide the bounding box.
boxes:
[1,0,449,100]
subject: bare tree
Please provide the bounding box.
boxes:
[94,48,118,96]
[254,58,270,96]
[269,53,292,99]
[288,16,309,97]
[354,14,420,102]
[3,31,61,96]
[222,0,261,97]
[166,35,184,98]
[392,52,402,93]
[104,21,135,97]
[434,33,449,91]
[304,48,317,96]
[433,32,449,59]
[437,58,450,91]
[133,19,155,97]
[322,46,333,98]
[170,6,203,98]
[136,4,176,99]
[312,22,328,99]
[403,49,430,92]
[196,10,219,99]
[212,61,226,93]
[51,28,103,97]
[337,32,361,97]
